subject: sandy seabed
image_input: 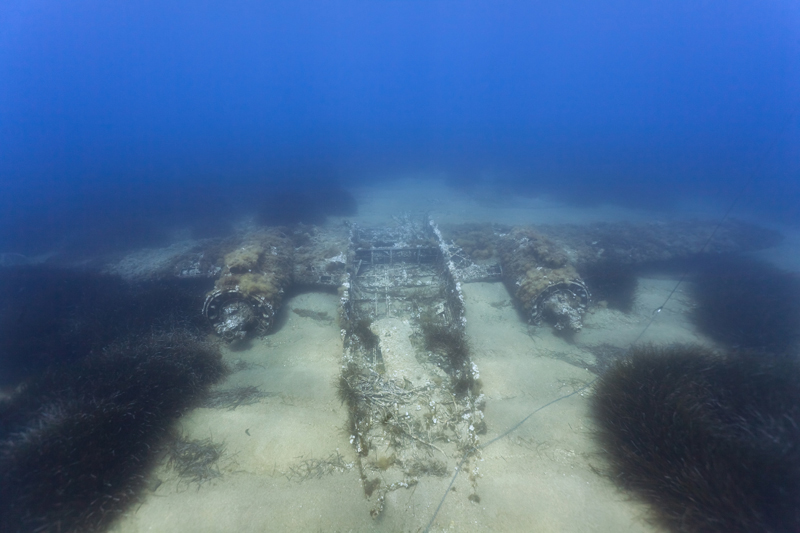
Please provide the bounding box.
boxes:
[110,179,752,533]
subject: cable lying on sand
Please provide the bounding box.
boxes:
[423,116,800,532]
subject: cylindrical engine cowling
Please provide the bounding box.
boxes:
[499,227,590,332]
[204,230,293,341]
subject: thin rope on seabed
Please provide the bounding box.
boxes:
[420,113,794,530]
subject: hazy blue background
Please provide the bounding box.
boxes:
[1,0,798,256]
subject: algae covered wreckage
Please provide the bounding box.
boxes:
[108,216,781,345]
[110,215,782,517]
[338,218,484,517]
[0,214,788,531]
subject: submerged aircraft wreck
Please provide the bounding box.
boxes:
[104,214,780,518]
[138,215,778,343]
[1,211,790,532]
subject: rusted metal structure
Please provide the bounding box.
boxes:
[338,216,483,517]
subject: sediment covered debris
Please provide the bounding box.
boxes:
[203,229,293,340]
[339,216,484,518]
[498,227,590,332]
[439,218,780,332]
[104,217,782,340]
[290,223,350,288]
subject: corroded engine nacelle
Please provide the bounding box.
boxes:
[499,227,590,333]
[202,289,275,341]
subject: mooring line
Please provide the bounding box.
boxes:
[422,106,798,532]
[422,381,594,533]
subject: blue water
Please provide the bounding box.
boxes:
[1,0,798,256]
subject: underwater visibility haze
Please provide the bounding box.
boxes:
[1,1,800,532]
[1,0,799,254]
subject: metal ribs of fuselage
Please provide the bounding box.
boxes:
[350,262,441,319]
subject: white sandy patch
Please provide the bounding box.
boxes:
[453,281,659,533]
[111,292,378,532]
[371,317,426,386]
